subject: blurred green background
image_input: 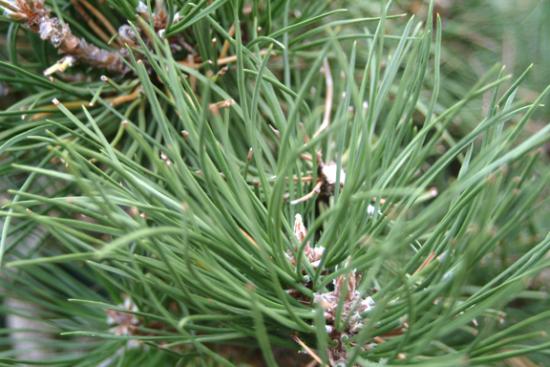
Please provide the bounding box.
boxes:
[413,0,550,122]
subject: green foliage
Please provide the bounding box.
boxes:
[0,0,549,366]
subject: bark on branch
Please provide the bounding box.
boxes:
[8,0,129,74]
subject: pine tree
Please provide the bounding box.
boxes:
[1,1,549,366]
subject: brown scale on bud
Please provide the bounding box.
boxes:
[106,296,140,337]
[290,159,346,206]
[312,269,377,364]
[287,214,324,267]
[117,25,138,47]
[318,161,346,198]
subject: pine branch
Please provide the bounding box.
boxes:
[0,1,549,366]
[5,0,128,73]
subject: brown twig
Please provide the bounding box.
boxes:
[292,335,323,366]
[30,87,141,120]
[219,49,271,66]
[247,175,314,188]
[313,58,333,139]
[219,25,235,59]
[290,159,346,206]
[208,98,235,114]
[290,181,323,205]
[10,0,128,74]
[179,49,272,69]
[70,0,110,44]
[75,0,120,45]
[187,54,197,91]
[239,228,259,249]
[0,0,18,13]
[110,87,142,107]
